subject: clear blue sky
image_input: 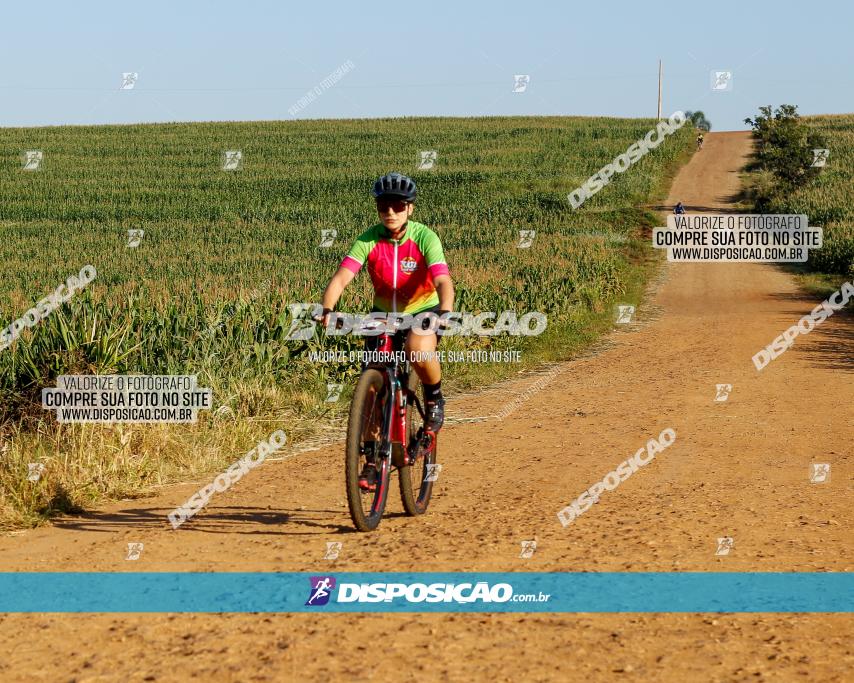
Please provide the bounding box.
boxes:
[2,1,852,130]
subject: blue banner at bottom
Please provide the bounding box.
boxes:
[0,573,851,613]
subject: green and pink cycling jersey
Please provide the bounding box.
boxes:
[340,221,450,315]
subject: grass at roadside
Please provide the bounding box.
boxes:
[784,267,851,300]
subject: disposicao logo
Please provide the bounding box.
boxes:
[306,576,336,606]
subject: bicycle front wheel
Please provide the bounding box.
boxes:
[345,368,391,531]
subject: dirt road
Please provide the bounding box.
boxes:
[1,131,852,682]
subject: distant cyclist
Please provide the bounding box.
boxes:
[697,133,704,150]
[673,202,686,215]
[317,172,455,489]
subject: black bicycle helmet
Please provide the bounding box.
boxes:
[371,172,417,201]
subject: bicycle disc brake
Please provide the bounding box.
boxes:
[406,427,435,465]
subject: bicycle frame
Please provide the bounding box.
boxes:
[365,333,425,468]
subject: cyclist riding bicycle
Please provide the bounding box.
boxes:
[318,172,455,490]
[697,132,704,150]
[673,201,685,215]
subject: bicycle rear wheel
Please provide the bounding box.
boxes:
[399,371,438,516]
[345,369,391,531]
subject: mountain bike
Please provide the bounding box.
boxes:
[344,328,438,532]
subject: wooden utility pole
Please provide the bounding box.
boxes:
[657,60,662,121]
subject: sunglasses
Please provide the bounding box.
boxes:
[376,199,410,213]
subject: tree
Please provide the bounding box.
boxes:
[744,104,826,187]
[684,110,711,131]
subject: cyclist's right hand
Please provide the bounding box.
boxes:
[312,307,333,329]
[313,308,349,331]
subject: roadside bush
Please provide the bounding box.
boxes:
[744,106,853,274]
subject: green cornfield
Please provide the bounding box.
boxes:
[765,114,854,275]
[0,116,692,526]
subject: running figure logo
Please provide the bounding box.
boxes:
[711,71,733,91]
[811,149,830,167]
[319,229,337,248]
[715,384,732,402]
[809,463,830,483]
[513,75,530,93]
[616,305,635,324]
[126,542,144,560]
[222,150,242,171]
[27,463,45,482]
[285,303,321,340]
[324,542,343,560]
[127,229,144,248]
[305,576,336,606]
[518,230,535,248]
[120,72,138,90]
[424,463,442,482]
[715,537,734,556]
[325,383,343,403]
[519,540,537,559]
[22,151,43,170]
[417,150,438,170]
